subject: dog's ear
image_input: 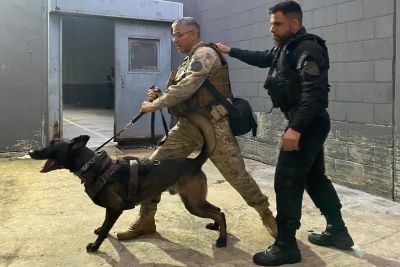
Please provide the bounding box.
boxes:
[70,135,90,151]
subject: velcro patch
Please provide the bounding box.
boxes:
[302,61,320,76]
[190,60,203,72]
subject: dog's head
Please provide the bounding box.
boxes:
[29,135,90,173]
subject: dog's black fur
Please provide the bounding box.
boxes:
[29,116,226,252]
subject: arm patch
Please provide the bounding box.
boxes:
[302,60,320,76]
[190,60,203,72]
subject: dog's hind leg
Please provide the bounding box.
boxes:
[204,202,224,231]
[203,201,227,246]
[179,174,227,247]
[180,195,227,247]
[86,208,122,253]
[202,201,223,230]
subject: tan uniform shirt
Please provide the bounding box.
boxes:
[152,43,220,109]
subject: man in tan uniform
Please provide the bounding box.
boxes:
[117,17,277,240]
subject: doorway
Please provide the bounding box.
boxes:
[61,16,115,148]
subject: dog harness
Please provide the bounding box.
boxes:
[75,151,157,209]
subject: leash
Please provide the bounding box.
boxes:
[94,87,169,152]
[94,112,146,152]
[150,108,169,145]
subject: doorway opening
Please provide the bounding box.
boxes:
[61,16,115,148]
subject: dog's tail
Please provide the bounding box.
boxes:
[188,113,216,167]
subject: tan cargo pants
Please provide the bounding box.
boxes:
[139,116,270,216]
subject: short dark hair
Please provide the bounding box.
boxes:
[269,1,303,21]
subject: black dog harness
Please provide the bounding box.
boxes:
[75,151,158,209]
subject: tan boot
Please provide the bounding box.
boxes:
[117,202,157,240]
[256,206,278,238]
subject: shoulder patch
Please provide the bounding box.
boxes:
[190,60,203,72]
[302,60,320,76]
[203,52,216,69]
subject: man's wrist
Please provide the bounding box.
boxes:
[152,98,164,109]
[228,48,239,57]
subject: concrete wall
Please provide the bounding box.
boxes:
[197,0,398,201]
[0,0,48,152]
[395,0,400,202]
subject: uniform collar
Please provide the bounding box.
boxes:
[294,27,307,37]
[188,42,204,57]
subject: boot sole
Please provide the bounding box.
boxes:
[253,255,301,266]
[308,236,354,250]
[117,229,156,240]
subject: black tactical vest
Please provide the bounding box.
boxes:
[264,33,328,113]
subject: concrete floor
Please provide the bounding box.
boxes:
[63,106,117,149]
[1,107,400,266]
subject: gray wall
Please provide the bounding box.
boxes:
[0,0,48,152]
[395,0,400,203]
[197,0,398,201]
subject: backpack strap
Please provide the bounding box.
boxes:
[203,79,235,114]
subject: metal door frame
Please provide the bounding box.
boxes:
[47,0,182,141]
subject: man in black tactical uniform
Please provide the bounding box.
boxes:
[216,1,354,266]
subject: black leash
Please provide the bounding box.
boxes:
[150,109,169,144]
[94,112,146,152]
[95,87,169,151]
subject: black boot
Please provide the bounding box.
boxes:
[308,225,354,250]
[253,241,301,266]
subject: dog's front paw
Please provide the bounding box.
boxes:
[216,236,227,248]
[94,227,102,235]
[86,243,99,253]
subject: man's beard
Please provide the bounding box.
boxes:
[273,35,291,47]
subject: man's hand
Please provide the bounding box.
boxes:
[141,101,157,113]
[215,43,231,54]
[147,86,162,101]
[281,128,301,151]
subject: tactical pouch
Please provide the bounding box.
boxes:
[264,75,292,111]
[203,79,257,137]
[264,76,281,108]
[210,104,228,121]
[229,98,258,137]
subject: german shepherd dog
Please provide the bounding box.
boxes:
[29,114,227,252]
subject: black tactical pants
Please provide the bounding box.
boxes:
[274,112,343,242]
